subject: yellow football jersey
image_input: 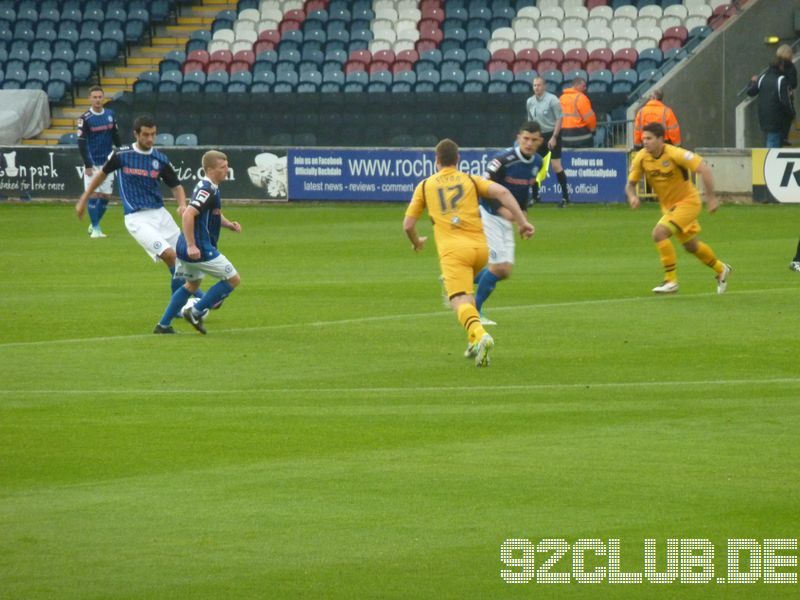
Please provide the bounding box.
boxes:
[628,144,704,209]
[406,166,492,255]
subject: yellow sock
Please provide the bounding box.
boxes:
[457,303,486,343]
[692,241,724,275]
[656,239,677,282]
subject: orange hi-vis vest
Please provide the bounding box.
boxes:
[633,99,681,145]
[559,87,597,147]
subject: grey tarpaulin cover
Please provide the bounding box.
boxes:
[0,90,51,144]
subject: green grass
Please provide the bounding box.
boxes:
[1,202,799,599]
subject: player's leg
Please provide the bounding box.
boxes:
[475,207,514,322]
[441,247,488,344]
[189,255,240,317]
[651,219,679,293]
[84,171,105,237]
[154,266,201,333]
[674,206,730,293]
[790,239,800,271]
[92,173,113,236]
[549,137,570,206]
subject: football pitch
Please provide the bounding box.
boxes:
[1,201,798,599]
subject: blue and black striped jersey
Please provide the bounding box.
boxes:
[102,145,181,215]
[176,178,222,262]
[480,145,544,214]
[76,108,120,167]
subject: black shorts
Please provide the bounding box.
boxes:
[537,131,562,160]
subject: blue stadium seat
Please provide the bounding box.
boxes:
[541,69,563,94]
[490,69,513,84]
[156,132,174,146]
[251,82,272,93]
[611,69,638,94]
[443,48,467,66]
[390,80,412,93]
[413,81,436,92]
[367,81,389,92]
[46,79,68,102]
[72,59,94,84]
[393,70,416,86]
[276,70,299,87]
[563,68,588,83]
[487,80,509,93]
[175,133,198,146]
[50,67,72,87]
[463,80,485,93]
[253,70,276,85]
[59,132,78,144]
[134,79,156,93]
[343,80,365,92]
[465,69,489,85]
[587,69,612,93]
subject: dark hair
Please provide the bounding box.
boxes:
[89,85,104,94]
[436,138,459,166]
[642,122,665,138]
[519,120,541,134]
[133,114,157,133]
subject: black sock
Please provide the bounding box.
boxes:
[556,170,569,201]
[531,181,540,201]
[794,239,800,261]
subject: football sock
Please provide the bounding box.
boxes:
[96,198,109,223]
[475,270,501,313]
[456,303,486,343]
[169,266,182,294]
[793,239,800,261]
[531,181,541,202]
[87,199,100,228]
[474,267,487,284]
[656,239,677,282]
[159,286,192,327]
[691,241,724,274]
[556,171,569,200]
[194,280,234,313]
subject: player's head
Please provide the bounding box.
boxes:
[641,122,666,154]
[650,88,664,101]
[435,139,459,168]
[571,77,587,92]
[133,115,157,150]
[776,44,793,62]
[516,121,544,157]
[202,150,229,184]
[532,76,546,97]
[88,86,104,110]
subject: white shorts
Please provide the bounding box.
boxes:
[174,253,238,282]
[124,207,181,262]
[480,205,515,265]
[84,170,114,195]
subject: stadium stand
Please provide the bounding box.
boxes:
[2,0,748,146]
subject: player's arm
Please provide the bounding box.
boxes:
[75,152,116,219]
[626,153,643,209]
[111,120,122,148]
[220,213,242,233]
[550,100,563,149]
[486,181,534,238]
[76,117,93,175]
[161,163,187,213]
[403,182,427,251]
[181,205,201,259]
[695,162,718,213]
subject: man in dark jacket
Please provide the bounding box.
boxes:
[748,57,795,148]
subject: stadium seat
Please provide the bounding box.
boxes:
[587,68,612,93]
[611,68,637,93]
[156,132,175,146]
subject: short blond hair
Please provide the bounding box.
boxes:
[777,44,794,61]
[202,150,227,170]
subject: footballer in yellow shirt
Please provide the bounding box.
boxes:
[626,122,731,295]
[404,139,534,367]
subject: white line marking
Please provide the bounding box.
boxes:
[0,287,794,350]
[1,377,799,396]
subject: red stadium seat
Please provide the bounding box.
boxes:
[663,26,688,43]
[588,48,612,66]
[586,0,609,9]
[613,47,639,65]
[415,39,437,54]
[349,49,371,65]
[418,18,440,32]
[516,48,539,66]
[279,19,302,34]
[187,49,210,67]
[420,6,444,23]
[344,61,367,75]
[233,50,255,67]
[585,59,608,74]
[659,37,683,52]
[396,49,419,64]
[253,40,276,55]
[540,48,564,67]
[207,61,228,75]
[257,29,280,45]
[372,50,396,66]
[392,61,413,74]
[564,48,588,68]
[369,60,390,75]
[609,59,633,73]
[512,59,534,74]
[208,49,233,73]
[487,59,509,73]
[230,61,250,75]
[306,0,326,13]
[536,59,559,72]
[419,27,443,44]
[183,61,204,74]
[491,48,515,66]
[560,59,583,74]
[284,9,305,22]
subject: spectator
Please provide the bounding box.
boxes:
[747,57,795,148]
[776,44,797,145]
[559,77,596,149]
[633,89,681,149]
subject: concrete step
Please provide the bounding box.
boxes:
[177,16,214,25]
[40,128,72,140]
[22,139,58,145]
[127,56,162,66]
[52,118,74,127]
[101,76,140,86]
